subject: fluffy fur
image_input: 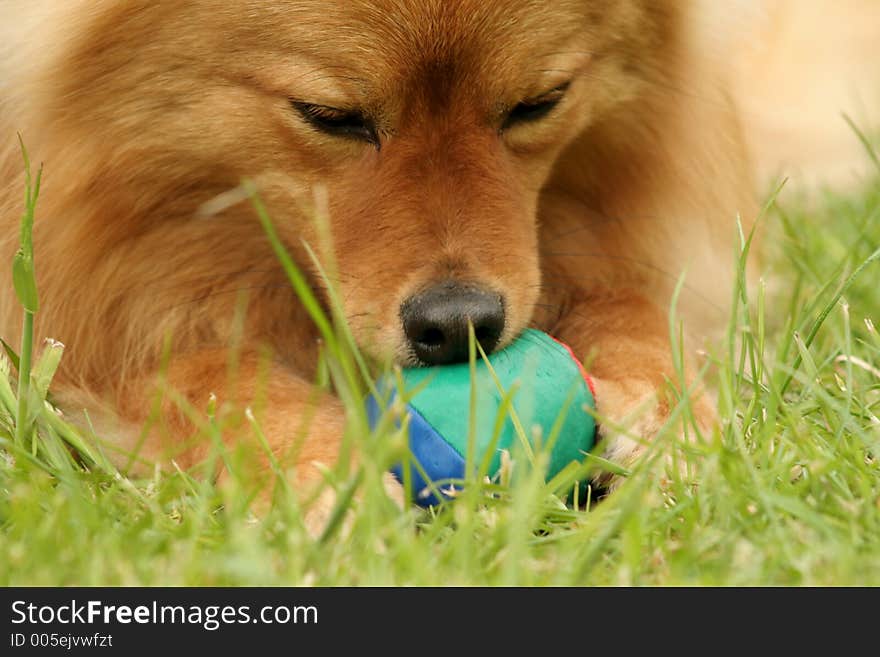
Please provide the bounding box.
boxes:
[1,1,877,521]
[727,0,880,189]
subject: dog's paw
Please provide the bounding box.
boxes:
[590,377,717,489]
[301,470,405,538]
[382,471,406,509]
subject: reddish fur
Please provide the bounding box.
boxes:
[1,1,876,521]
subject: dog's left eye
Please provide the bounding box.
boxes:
[291,101,380,148]
[503,83,570,130]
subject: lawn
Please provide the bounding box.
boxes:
[1,149,878,587]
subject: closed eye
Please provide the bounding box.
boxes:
[503,82,571,130]
[290,101,380,148]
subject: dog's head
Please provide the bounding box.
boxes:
[261,0,600,365]
[48,0,674,366]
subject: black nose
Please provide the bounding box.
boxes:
[401,282,505,366]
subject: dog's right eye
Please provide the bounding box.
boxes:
[290,101,380,148]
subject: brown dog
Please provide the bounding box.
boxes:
[0,1,876,523]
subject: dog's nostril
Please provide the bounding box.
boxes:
[419,327,446,348]
[401,281,505,366]
[474,325,495,344]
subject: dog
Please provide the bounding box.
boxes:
[1,1,877,526]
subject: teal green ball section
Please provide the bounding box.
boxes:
[400,329,596,483]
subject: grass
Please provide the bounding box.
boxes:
[1,147,879,587]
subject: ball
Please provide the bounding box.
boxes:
[367,329,596,506]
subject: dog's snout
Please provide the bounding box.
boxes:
[401,282,505,366]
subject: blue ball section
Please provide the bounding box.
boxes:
[367,394,465,506]
[367,329,596,507]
